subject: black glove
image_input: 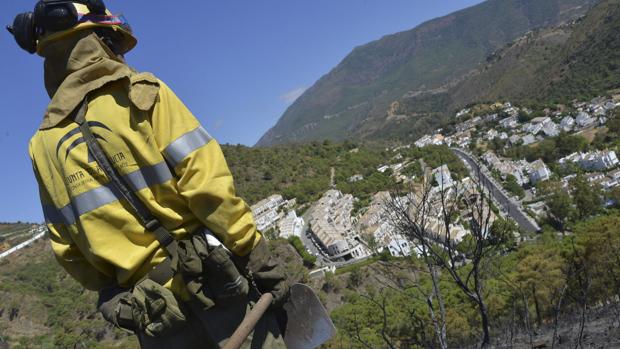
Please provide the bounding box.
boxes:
[234,237,290,307]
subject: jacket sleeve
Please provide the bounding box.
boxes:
[149,81,261,257]
[30,146,115,291]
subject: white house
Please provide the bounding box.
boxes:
[377,165,390,173]
[499,116,519,129]
[502,163,529,186]
[608,169,620,181]
[386,235,412,257]
[485,129,499,140]
[509,134,522,146]
[531,116,552,125]
[349,243,370,260]
[560,150,619,171]
[484,113,499,122]
[433,165,454,189]
[251,195,288,231]
[528,160,551,184]
[586,150,619,171]
[456,108,471,118]
[592,105,606,116]
[542,122,560,137]
[503,106,520,117]
[483,151,501,166]
[348,174,364,183]
[523,122,543,135]
[278,211,305,238]
[560,116,575,132]
[522,134,536,145]
[576,112,596,128]
[415,135,433,148]
[604,101,617,111]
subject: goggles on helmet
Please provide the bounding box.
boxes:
[7,0,136,55]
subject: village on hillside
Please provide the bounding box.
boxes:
[8,97,618,274]
[249,96,620,272]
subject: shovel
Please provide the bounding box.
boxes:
[223,283,336,349]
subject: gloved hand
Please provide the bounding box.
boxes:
[98,280,187,337]
[98,286,135,331]
[131,279,188,337]
[234,237,290,307]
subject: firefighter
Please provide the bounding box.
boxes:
[7,1,288,348]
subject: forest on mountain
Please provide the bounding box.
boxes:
[222,142,463,206]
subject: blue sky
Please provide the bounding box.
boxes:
[0,0,483,223]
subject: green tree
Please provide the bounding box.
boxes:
[555,132,588,158]
[287,236,317,266]
[489,218,518,250]
[606,186,620,208]
[514,243,566,328]
[331,288,433,348]
[541,182,577,232]
[347,268,363,289]
[571,175,602,220]
[574,214,620,304]
[504,175,525,199]
[607,114,620,136]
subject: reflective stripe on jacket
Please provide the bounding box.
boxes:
[29,78,261,292]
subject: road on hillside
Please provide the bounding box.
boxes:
[451,148,541,233]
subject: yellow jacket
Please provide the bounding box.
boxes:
[30,76,261,293]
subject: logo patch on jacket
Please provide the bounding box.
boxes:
[56,121,112,163]
[56,121,128,191]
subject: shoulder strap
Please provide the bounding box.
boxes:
[73,98,178,262]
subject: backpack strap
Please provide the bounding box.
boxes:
[74,97,177,284]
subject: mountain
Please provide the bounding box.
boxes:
[256,0,598,146]
[447,0,620,106]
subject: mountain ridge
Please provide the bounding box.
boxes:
[404,0,620,120]
[257,0,598,146]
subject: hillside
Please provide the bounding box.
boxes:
[0,227,304,349]
[257,0,597,146]
[222,142,394,205]
[446,0,620,108]
[0,223,41,255]
[222,141,467,210]
[3,130,620,347]
[321,236,620,349]
[0,231,138,349]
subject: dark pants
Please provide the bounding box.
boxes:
[137,297,286,349]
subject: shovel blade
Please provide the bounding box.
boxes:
[283,283,336,349]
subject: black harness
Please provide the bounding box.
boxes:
[74,97,176,285]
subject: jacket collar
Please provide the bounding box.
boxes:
[39,31,132,130]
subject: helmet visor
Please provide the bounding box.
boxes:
[77,13,132,33]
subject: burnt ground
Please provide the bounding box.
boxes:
[486,306,620,349]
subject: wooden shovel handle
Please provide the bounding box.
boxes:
[222,292,274,349]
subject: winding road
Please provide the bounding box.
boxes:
[452,148,541,233]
